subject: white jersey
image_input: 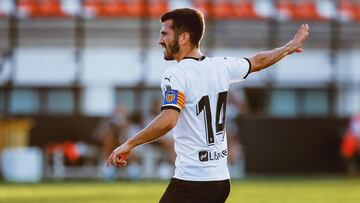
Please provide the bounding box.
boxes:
[160,56,250,181]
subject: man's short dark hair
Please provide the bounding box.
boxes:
[160,8,205,48]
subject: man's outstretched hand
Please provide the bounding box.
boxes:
[286,24,310,54]
[105,142,132,167]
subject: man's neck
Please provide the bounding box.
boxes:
[175,47,203,62]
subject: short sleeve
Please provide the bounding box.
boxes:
[223,57,251,83]
[160,67,186,112]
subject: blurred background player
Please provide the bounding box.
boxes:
[341,113,360,177]
[93,105,129,180]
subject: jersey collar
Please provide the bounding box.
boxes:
[182,56,206,61]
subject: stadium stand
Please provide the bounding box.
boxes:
[2,0,357,22]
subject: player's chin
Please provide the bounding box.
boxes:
[163,53,175,61]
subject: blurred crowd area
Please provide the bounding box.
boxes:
[0,91,247,181]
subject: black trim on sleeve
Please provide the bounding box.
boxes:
[161,105,181,113]
[243,57,252,79]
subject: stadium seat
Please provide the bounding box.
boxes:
[293,0,325,20]
[123,0,145,17]
[84,0,167,18]
[37,0,66,17]
[338,0,359,22]
[194,0,263,20]
[148,0,168,18]
[18,0,37,17]
[18,0,66,18]
[193,0,212,18]
[276,0,292,20]
[276,0,325,21]
[212,0,234,19]
[84,0,103,17]
[356,1,360,22]
[102,0,126,17]
[232,0,263,19]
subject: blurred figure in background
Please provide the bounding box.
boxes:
[341,113,360,177]
[143,98,175,179]
[95,100,175,180]
[93,105,129,180]
[124,111,144,180]
[226,92,248,179]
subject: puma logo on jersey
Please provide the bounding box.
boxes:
[164,76,172,82]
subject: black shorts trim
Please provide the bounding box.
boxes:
[160,178,231,203]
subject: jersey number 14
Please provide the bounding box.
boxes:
[196,91,227,146]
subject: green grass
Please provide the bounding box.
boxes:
[1,177,360,203]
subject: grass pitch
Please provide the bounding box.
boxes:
[0,177,359,203]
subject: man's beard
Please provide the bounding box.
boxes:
[163,40,180,61]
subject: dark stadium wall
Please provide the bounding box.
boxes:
[237,117,349,174]
[29,116,103,145]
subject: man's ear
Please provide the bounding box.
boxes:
[178,32,190,46]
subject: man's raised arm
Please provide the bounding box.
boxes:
[248,24,310,73]
[105,109,179,167]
